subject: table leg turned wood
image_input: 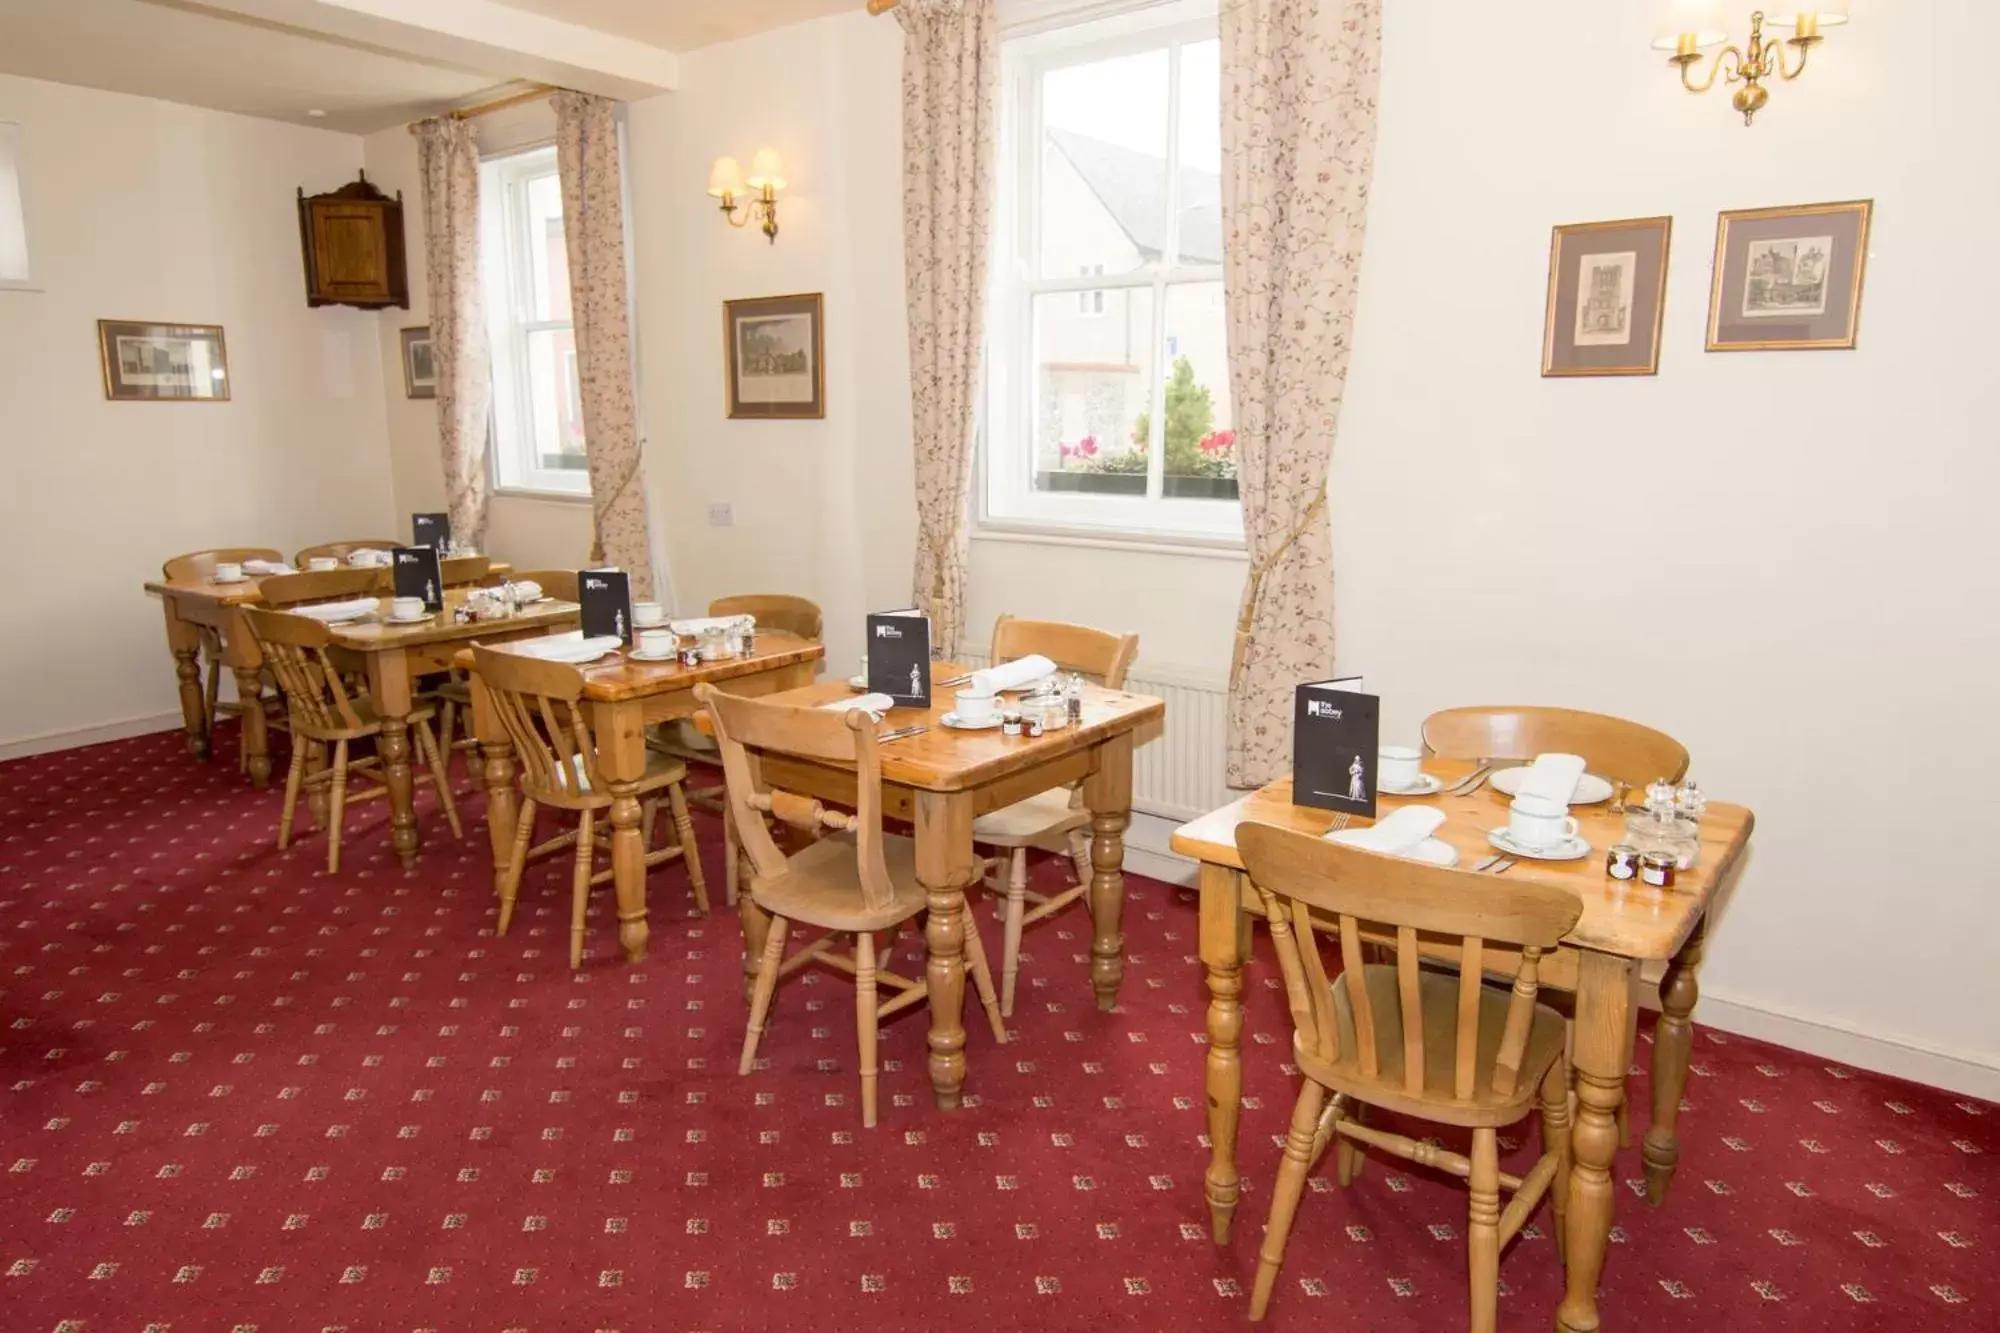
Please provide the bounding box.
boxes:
[1199,863,1249,1244]
[470,675,518,898]
[1644,913,1705,1207]
[231,665,272,787]
[916,790,975,1110]
[607,786,649,961]
[1083,731,1133,1012]
[1558,951,1635,1333]
[164,606,209,760]
[379,716,419,868]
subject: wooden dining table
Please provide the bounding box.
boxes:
[743,667,1165,1111]
[143,560,510,785]
[462,632,828,965]
[1172,762,1753,1333]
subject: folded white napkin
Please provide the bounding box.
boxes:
[346,549,391,568]
[821,693,896,717]
[243,559,294,576]
[1326,806,1447,857]
[668,614,755,636]
[1516,753,1587,806]
[508,632,622,663]
[286,597,380,623]
[506,580,543,605]
[968,654,1057,696]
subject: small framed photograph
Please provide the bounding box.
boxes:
[97,320,229,401]
[1707,199,1872,351]
[724,292,824,419]
[400,325,436,398]
[1541,216,1672,377]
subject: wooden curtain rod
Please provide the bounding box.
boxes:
[867,0,899,13]
[450,84,560,120]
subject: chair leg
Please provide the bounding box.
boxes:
[855,930,880,1128]
[668,781,710,917]
[496,799,537,935]
[1250,1079,1327,1322]
[1338,1101,1366,1185]
[325,739,349,874]
[739,916,789,1074]
[569,809,595,970]
[1541,1053,1573,1266]
[1000,849,1027,1018]
[723,803,740,907]
[276,744,307,850]
[1067,827,1092,886]
[1617,999,1640,1148]
[415,718,462,839]
[1468,1127,1501,1333]
[437,699,457,774]
[961,900,1007,1044]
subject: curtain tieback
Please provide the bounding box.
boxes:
[588,455,641,565]
[1228,490,1328,692]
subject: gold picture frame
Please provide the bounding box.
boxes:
[1707,200,1872,351]
[1541,216,1672,377]
[400,325,436,399]
[97,320,230,401]
[724,292,824,419]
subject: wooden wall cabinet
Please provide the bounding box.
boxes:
[297,172,410,310]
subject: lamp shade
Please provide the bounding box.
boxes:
[707,156,743,199]
[1766,1,1849,28]
[1651,0,1727,50]
[746,148,787,193]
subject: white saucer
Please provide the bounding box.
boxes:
[1487,767,1615,805]
[384,612,431,625]
[1381,773,1444,797]
[848,675,868,690]
[212,575,249,585]
[627,649,678,662]
[1485,828,1592,862]
[940,711,1002,731]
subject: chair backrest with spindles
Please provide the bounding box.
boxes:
[1236,821,1582,1104]
[162,547,282,581]
[242,608,368,734]
[482,569,581,603]
[258,568,387,608]
[471,645,602,804]
[709,594,823,641]
[441,555,492,586]
[696,684,892,913]
[989,614,1138,688]
[1421,706,1689,788]
[294,539,397,567]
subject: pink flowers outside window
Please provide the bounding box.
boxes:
[1058,434,1101,462]
[1198,429,1235,455]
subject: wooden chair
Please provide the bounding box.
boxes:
[1235,820,1581,1328]
[162,547,285,767]
[441,554,493,586]
[435,570,586,761]
[474,644,709,968]
[707,593,824,640]
[257,567,387,608]
[1420,706,1690,788]
[478,568,581,603]
[972,614,1138,1016]
[242,607,461,873]
[294,539,397,567]
[697,682,1006,1127]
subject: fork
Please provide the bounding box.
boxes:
[1446,762,1491,796]
[1326,813,1353,833]
[1483,857,1517,875]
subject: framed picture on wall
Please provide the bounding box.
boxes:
[1541,216,1672,377]
[96,320,229,401]
[400,325,437,398]
[724,292,824,419]
[1706,200,1872,352]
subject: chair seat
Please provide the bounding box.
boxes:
[751,831,926,933]
[289,696,440,743]
[525,750,689,811]
[1300,964,1567,1128]
[972,788,1089,846]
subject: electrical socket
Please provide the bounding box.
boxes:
[707,502,733,528]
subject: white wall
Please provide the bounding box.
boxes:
[0,74,398,752]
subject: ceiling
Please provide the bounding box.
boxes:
[489,0,860,52]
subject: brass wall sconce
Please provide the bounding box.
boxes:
[708,150,785,243]
[1652,2,1849,125]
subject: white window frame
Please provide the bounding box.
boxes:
[0,122,38,291]
[981,0,1240,547]
[481,144,589,499]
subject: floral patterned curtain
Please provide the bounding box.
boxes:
[410,116,492,549]
[1221,0,1382,788]
[553,92,661,600]
[898,0,996,658]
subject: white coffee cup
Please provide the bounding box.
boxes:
[636,628,675,657]
[954,690,998,724]
[1379,745,1424,792]
[307,556,338,572]
[1508,794,1580,849]
[214,562,243,583]
[391,596,425,621]
[632,600,665,628]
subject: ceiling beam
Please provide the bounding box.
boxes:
[183,0,680,99]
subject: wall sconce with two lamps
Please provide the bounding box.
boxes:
[707,149,786,243]
[1653,1,1851,125]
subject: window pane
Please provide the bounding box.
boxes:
[526,326,587,471]
[1160,281,1236,501]
[526,171,571,323]
[1038,48,1168,279]
[1176,40,1222,267]
[1030,287,1155,496]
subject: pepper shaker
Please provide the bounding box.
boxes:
[1065,672,1084,727]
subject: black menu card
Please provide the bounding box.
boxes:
[1292,676,1379,817]
[391,545,445,613]
[865,609,930,708]
[412,512,450,552]
[579,569,632,644]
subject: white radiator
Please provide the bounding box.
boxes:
[958,655,1233,822]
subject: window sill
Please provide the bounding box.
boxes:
[492,486,593,505]
[973,520,1246,561]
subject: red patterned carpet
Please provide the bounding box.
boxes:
[1,725,1993,1332]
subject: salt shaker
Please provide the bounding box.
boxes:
[1065,673,1084,727]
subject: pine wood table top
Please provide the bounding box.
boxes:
[144,564,514,606]
[1170,761,1754,961]
[325,592,577,652]
[462,630,828,702]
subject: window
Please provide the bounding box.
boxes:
[984,0,1238,543]
[0,122,34,289]
[480,145,588,496]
